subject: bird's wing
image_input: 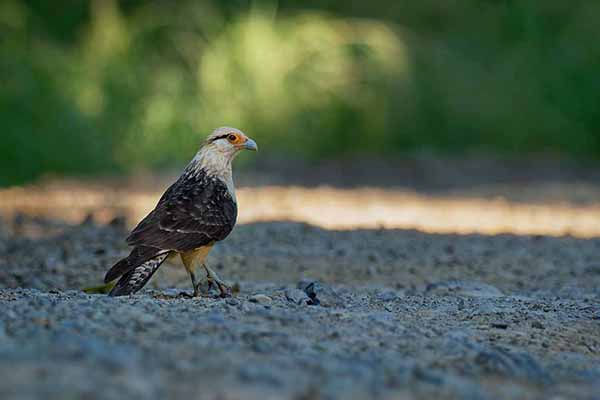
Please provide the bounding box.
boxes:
[126,170,237,252]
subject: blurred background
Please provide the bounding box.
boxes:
[2,0,600,238]
[3,4,600,397]
[2,0,600,185]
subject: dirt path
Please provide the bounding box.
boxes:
[3,157,600,399]
[1,214,599,399]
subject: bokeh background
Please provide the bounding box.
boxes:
[2,0,600,185]
[2,4,600,398]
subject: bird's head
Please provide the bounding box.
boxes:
[204,126,258,159]
[192,127,257,177]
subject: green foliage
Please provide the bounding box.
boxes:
[1,0,600,185]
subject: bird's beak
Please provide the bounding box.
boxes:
[243,138,258,151]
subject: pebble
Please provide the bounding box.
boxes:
[298,280,344,307]
[226,298,240,306]
[284,289,308,305]
[249,294,272,305]
[531,321,545,329]
[490,321,509,329]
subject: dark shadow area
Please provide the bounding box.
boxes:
[245,156,600,202]
[2,214,600,298]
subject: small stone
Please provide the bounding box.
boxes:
[249,294,272,305]
[491,321,509,329]
[226,298,240,306]
[297,280,344,307]
[531,321,545,329]
[285,288,308,305]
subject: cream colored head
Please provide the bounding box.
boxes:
[189,127,257,195]
[203,126,258,159]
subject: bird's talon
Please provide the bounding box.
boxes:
[213,278,231,297]
[207,279,215,292]
[203,263,231,297]
[218,286,232,298]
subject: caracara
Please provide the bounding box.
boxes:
[104,127,257,297]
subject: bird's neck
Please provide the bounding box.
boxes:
[189,146,236,200]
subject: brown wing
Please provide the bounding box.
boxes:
[126,169,237,252]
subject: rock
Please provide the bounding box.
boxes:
[285,288,308,305]
[425,280,504,298]
[531,321,545,329]
[226,298,240,306]
[490,321,509,329]
[249,294,272,305]
[298,280,345,307]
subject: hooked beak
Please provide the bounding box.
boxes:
[243,138,258,152]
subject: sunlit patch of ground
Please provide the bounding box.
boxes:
[2,179,600,238]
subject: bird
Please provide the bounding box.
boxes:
[104,127,257,297]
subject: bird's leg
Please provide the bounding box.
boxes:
[180,251,202,298]
[178,271,201,298]
[189,270,201,297]
[202,263,231,297]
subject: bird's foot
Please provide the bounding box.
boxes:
[207,278,231,298]
[204,265,231,298]
[193,286,201,298]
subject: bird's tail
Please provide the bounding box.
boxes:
[105,246,171,297]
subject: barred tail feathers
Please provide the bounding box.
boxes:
[105,246,163,283]
[108,252,170,296]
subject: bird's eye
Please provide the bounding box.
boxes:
[228,134,237,142]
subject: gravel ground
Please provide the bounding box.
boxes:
[1,212,600,399]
